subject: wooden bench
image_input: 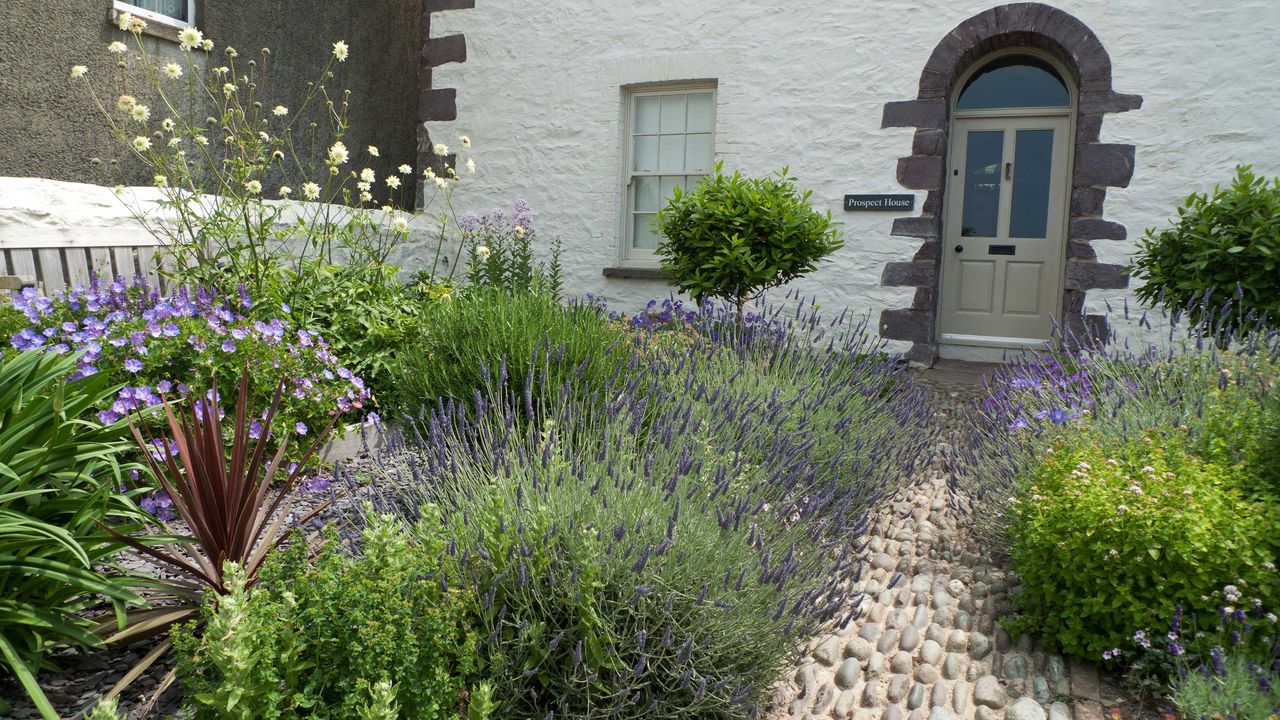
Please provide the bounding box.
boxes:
[0,233,171,294]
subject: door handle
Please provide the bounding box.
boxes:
[1005,162,1013,181]
[954,244,964,253]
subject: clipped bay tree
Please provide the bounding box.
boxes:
[657,164,842,316]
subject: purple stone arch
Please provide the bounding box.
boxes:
[876,2,1142,363]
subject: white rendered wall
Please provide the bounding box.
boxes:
[425,0,1280,349]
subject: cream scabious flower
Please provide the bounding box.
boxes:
[222,82,236,96]
[385,176,401,189]
[272,105,288,117]
[167,137,181,147]
[398,164,412,175]
[367,145,379,157]
[108,41,128,55]
[195,135,209,146]
[423,167,436,179]
[466,157,476,174]
[327,141,349,166]
[360,168,375,183]
[116,94,137,111]
[244,179,262,194]
[153,174,168,187]
[178,27,204,52]
[117,11,133,30]
[114,185,125,196]
[513,225,526,239]
[459,135,471,148]
[130,104,150,122]
[332,41,349,62]
[393,216,409,232]
[163,63,183,79]
[433,176,448,189]
[475,245,491,259]
[433,143,448,155]
[69,65,88,79]
[161,117,176,132]
[132,136,151,152]
[302,182,321,199]
[201,38,213,51]
[356,181,371,192]
[212,66,230,76]
[278,186,292,197]
[359,191,372,202]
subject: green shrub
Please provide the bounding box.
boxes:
[0,352,149,720]
[657,164,842,315]
[1131,165,1280,334]
[1189,383,1280,500]
[390,288,635,418]
[1007,429,1280,660]
[272,260,423,406]
[173,515,485,720]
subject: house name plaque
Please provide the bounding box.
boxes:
[843,194,915,212]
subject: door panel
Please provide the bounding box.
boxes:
[939,115,1070,346]
[957,261,995,313]
[1003,262,1044,315]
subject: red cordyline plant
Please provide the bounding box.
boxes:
[96,369,341,701]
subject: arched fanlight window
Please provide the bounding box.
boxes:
[956,54,1070,110]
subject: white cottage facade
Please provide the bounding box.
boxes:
[420,0,1280,361]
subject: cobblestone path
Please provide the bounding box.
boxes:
[769,369,1125,720]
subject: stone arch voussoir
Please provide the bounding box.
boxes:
[416,0,473,205]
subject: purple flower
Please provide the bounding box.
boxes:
[295,422,308,436]
[124,358,143,373]
[249,420,264,440]
[221,339,236,352]
[157,380,173,393]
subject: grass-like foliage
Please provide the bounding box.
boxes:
[1172,653,1279,720]
[963,313,1280,661]
[0,352,149,720]
[173,517,490,720]
[1130,165,1280,335]
[363,299,931,719]
[390,288,636,419]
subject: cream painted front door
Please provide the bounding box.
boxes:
[939,115,1070,349]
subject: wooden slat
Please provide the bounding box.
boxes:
[37,249,64,291]
[113,247,139,282]
[90,248,115,282]
[137,245,161,290]
[0,250,9,276]
[0,228,166,250]
[8,250,38,292]
[64,248,93,287]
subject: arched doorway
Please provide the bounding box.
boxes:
[876,4,1142,364]
[937,51,1075,356]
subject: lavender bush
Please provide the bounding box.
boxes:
[358,298,931,718]
[961,312,1280,547]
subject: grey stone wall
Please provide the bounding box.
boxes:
[0,0,419,187]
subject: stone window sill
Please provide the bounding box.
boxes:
[111,7,186,44]
[602,266,670,280]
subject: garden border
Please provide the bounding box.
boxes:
[877,2,1142,363]
[416,0,473,203]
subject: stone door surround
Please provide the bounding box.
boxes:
[878,3,1142,364]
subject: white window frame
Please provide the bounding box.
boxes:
[113,0,196,29]
[619,82,717,266]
